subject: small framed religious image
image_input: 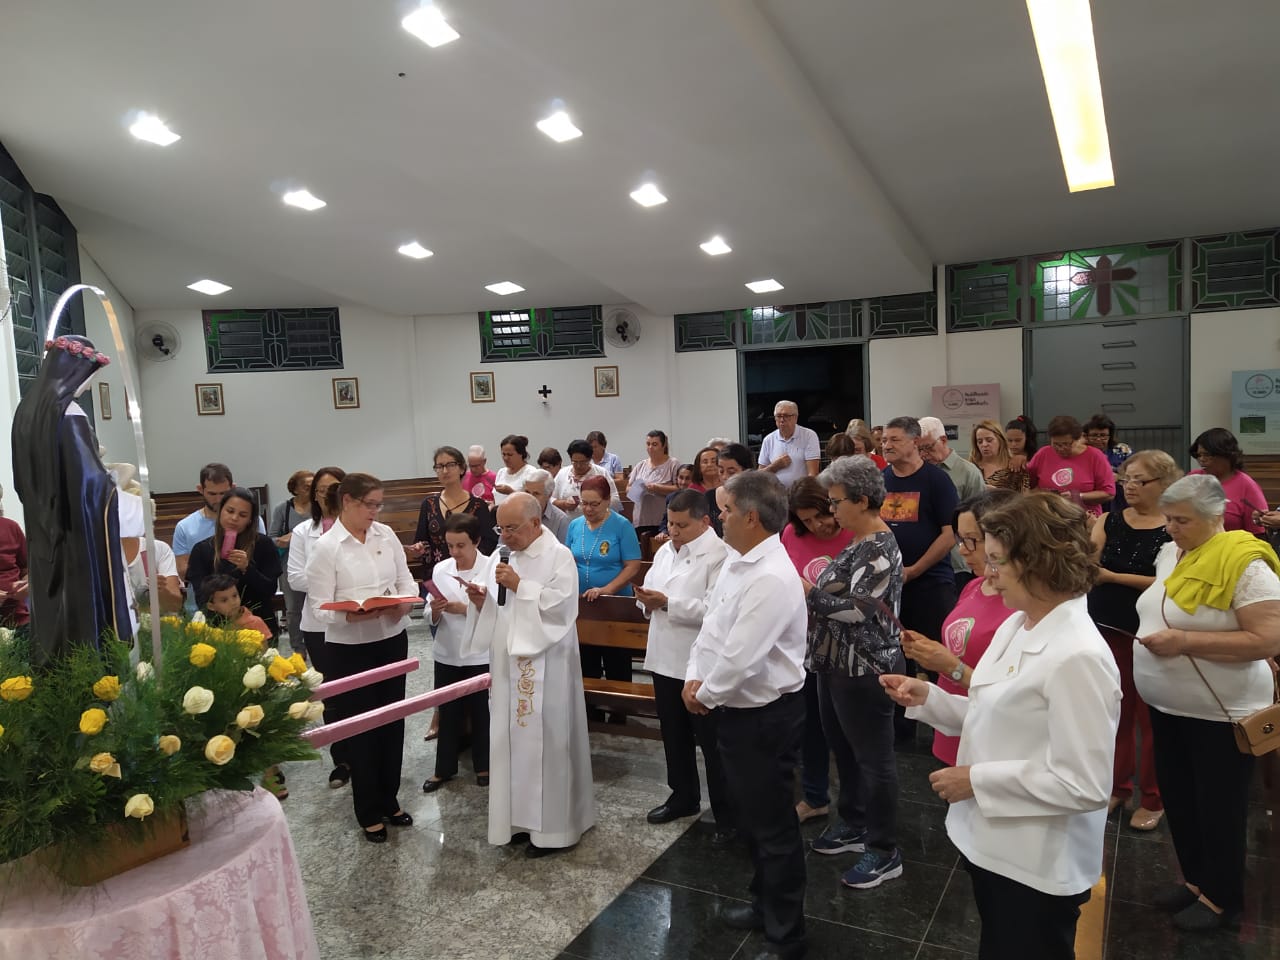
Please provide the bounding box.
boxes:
[332,377,360,409]
[594,365,619,398]
[195,383,224,416]
[470,371,495,403]
[98,382,112,420]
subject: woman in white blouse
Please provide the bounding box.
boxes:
[1132,474,1280,932]
[881,493,1121,960]
[305,473,419,843]
[493,434,535,505]
[287,466,350,787]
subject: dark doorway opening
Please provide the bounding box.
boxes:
[741,344,866,459]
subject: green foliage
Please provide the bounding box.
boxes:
[0,617,320,865]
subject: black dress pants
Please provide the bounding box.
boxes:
[717,691,807,950]
[433,660,490,779]
[327,631,408,829]
[302,629,350,770]
[965,858,1090,960]
[652,672,732,826]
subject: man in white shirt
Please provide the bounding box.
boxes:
[522,469,569,544]
[683,471,809,958]
[634,490,731,838]
[758,401,820,488]
[918,416,985,586]
[462,493,595,857]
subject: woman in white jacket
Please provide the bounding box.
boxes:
[881,492,1121,960]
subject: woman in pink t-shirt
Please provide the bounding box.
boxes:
[900,489,1019,765]
[1026,415,1116,516]
[1188,427,1266,534]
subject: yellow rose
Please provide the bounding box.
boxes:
[188,642,217,667]
[0,675,34,702]
[0,722,6,739]
[161,616,183,628]
[92,675,121,701]
[187,620,209,636]
[79,707,108,735]
[124,793,154,819]
[236,705,265,729]
[158,734,182,756]
[287,653,306,675]
[204,735,236,766]
[305,700,325,722]
[89,752,122,778]
[287,700,309,720]
[237,629,266,654]
[267,656,296,683]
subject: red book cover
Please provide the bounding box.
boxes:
[319,595,423,613]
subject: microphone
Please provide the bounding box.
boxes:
[497,545,511,606]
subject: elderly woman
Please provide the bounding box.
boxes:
[882,493,1121,958]
[1026,415,1116,516]
[1133,474,1280,931]
[1087,451,1180,832]
[968,420,1026,491]
[688,446,721,494]
[1188,427,1266,534]
[805,457,906,890]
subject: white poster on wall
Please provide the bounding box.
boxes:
[1231,369,1280,453]
[931,383,1001,454]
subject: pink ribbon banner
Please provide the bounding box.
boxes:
[303,673,492,748]
[310,658,420,700]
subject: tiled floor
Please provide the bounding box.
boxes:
[281,623,1279,959]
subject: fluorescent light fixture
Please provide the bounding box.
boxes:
[187,279,232,296]
[700,235,732,256]
[282,188,326,211]
[402,6,459,47]
[746,278,783,294]
[485,281,525,296]
[398,241,434,259]
[630,183,667,207]
[536,110,582,143]
[129,113,180,147]
[1026,0,1115,192]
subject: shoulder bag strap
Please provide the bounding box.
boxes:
[1160,585,1236,722]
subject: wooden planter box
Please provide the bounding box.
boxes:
[48,805,190,887]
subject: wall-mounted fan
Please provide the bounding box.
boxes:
[135,321,182,362]
[604,308,641,348]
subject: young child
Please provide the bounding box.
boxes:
[199,574,273,645]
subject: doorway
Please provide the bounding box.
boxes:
[739,343,866,458]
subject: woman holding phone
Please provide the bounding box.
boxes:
[186,487,282,638]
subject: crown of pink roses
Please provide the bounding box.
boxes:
[45,337,111,367]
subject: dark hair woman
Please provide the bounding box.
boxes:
[1025,415,1116,516]
[1004,415,1039,459]
[494,434,533,505]
[629,429,681,535]
[1188,427,1266,533]
[689,446,721,493]
[411,445,497,579]
[186,487,282,639]
[269,468,314,659]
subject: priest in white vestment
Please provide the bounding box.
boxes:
[462,493,595,855]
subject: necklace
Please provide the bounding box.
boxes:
[440,491,469,515]
[578,519,607,585]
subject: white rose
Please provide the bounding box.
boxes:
[182,686,215,714]
[242,664,267,690]
[124,793,154,820]
[236,704,265,729]
[300,668,324,690]
[0,627,14,645]
[190,611,206,624]
[138,612,152,633]
[304,701,325,722]
[287,700,310,720]
[261,647,280,664]
[136,661,155,681]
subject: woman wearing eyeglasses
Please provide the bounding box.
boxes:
[1026,415,1116,517]
[306,473,419,842]
[409,445,498,580]
[1187,428,1266,534]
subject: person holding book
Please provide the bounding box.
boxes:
[185,487,282,638]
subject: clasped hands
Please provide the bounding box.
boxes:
[681,679,709,715]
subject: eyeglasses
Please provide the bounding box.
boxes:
[774,413,796,420]
[827,497,850,509]
[580,499,605,510]
[433,462,461,472]
[954,534,980,551]
[497,518,531,536]
[985,556,1010,572]
[358,498,385,512]
[1121,477,1156,487]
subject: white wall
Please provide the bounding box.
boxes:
[1189,307,1280,453]
[79,249,139,464]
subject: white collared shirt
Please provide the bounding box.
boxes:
[758,425,820,486]
[552,463,622,519]
[640,529,728,679]
[430,554,493,667]
[304,518,418,645]
[287,518,328,633]
[686,534,807,708]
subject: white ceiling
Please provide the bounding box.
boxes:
[2,0,1277,317]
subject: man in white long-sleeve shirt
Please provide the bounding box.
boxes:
[635,489,730,836]
[683,471,809,959]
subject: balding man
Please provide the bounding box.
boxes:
[463,445,496,503]
[462,493,595,857]
[758,401,820,487]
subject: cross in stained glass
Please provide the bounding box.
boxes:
[1069,255,1137,316]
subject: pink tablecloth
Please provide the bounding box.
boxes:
[0,788,319,960]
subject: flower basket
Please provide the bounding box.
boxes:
[45,804,190,887]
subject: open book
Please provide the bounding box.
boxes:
[319,595,423,613]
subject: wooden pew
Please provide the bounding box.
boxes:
[577,594,659,738]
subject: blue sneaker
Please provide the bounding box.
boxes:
[841,849,903,889]
[811,822,867,855]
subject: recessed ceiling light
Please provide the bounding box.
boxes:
[398,241,434,259]
[700,235,732,256]
[129,113,180,147]
[485,281,525,296]
[536,110,582,143]
[187,279,232,296]
[746,278,783,294]
[402,6,459,47]
[1026,0,1114,192]
[630,183,667,207]
[282,188,326,211]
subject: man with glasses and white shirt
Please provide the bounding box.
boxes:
[758,401,820,488]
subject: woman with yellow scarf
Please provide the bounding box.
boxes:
[1134,474,1280,932]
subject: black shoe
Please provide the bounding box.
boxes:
[526,842,573,859]
[1153,884,1199,913]
[1173,900,1233,932]
[423,776,452,793]
[647,799,701,824]
[363,827,388,843]
[383,811,413,827]
[476,774,489,787]
[721,903,764,931]
[743,943,807,960]
[711,828,739,847]
[507,832,531,846]
[328,765,350,788]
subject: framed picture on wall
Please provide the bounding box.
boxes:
[98,382,112,420]
[470,371,495,403]
[332,377,360,409]
[594,365,619,398]
[195,383,224,416]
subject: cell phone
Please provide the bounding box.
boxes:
[221,530,238,559]
[424,581,445,601]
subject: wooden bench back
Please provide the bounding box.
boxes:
[576,594,649,651]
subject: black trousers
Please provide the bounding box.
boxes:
[326,631,408,829]
[800,671,831,808]
[717,691,807,949]
[817,667,902,853]
[965,858,1090,960]
[896,577,957,736]
[302,629,350,770]
[433,660,490,779]
[579,644,632,682]
[1148,707,1255,913]
[652,672,732,826]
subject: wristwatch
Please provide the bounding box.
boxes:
[948,661,965,682]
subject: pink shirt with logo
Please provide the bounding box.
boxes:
[781,525,856,584]
[462,470,496,504]
[933,577,1014,766]
[1026,444,1116,516]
